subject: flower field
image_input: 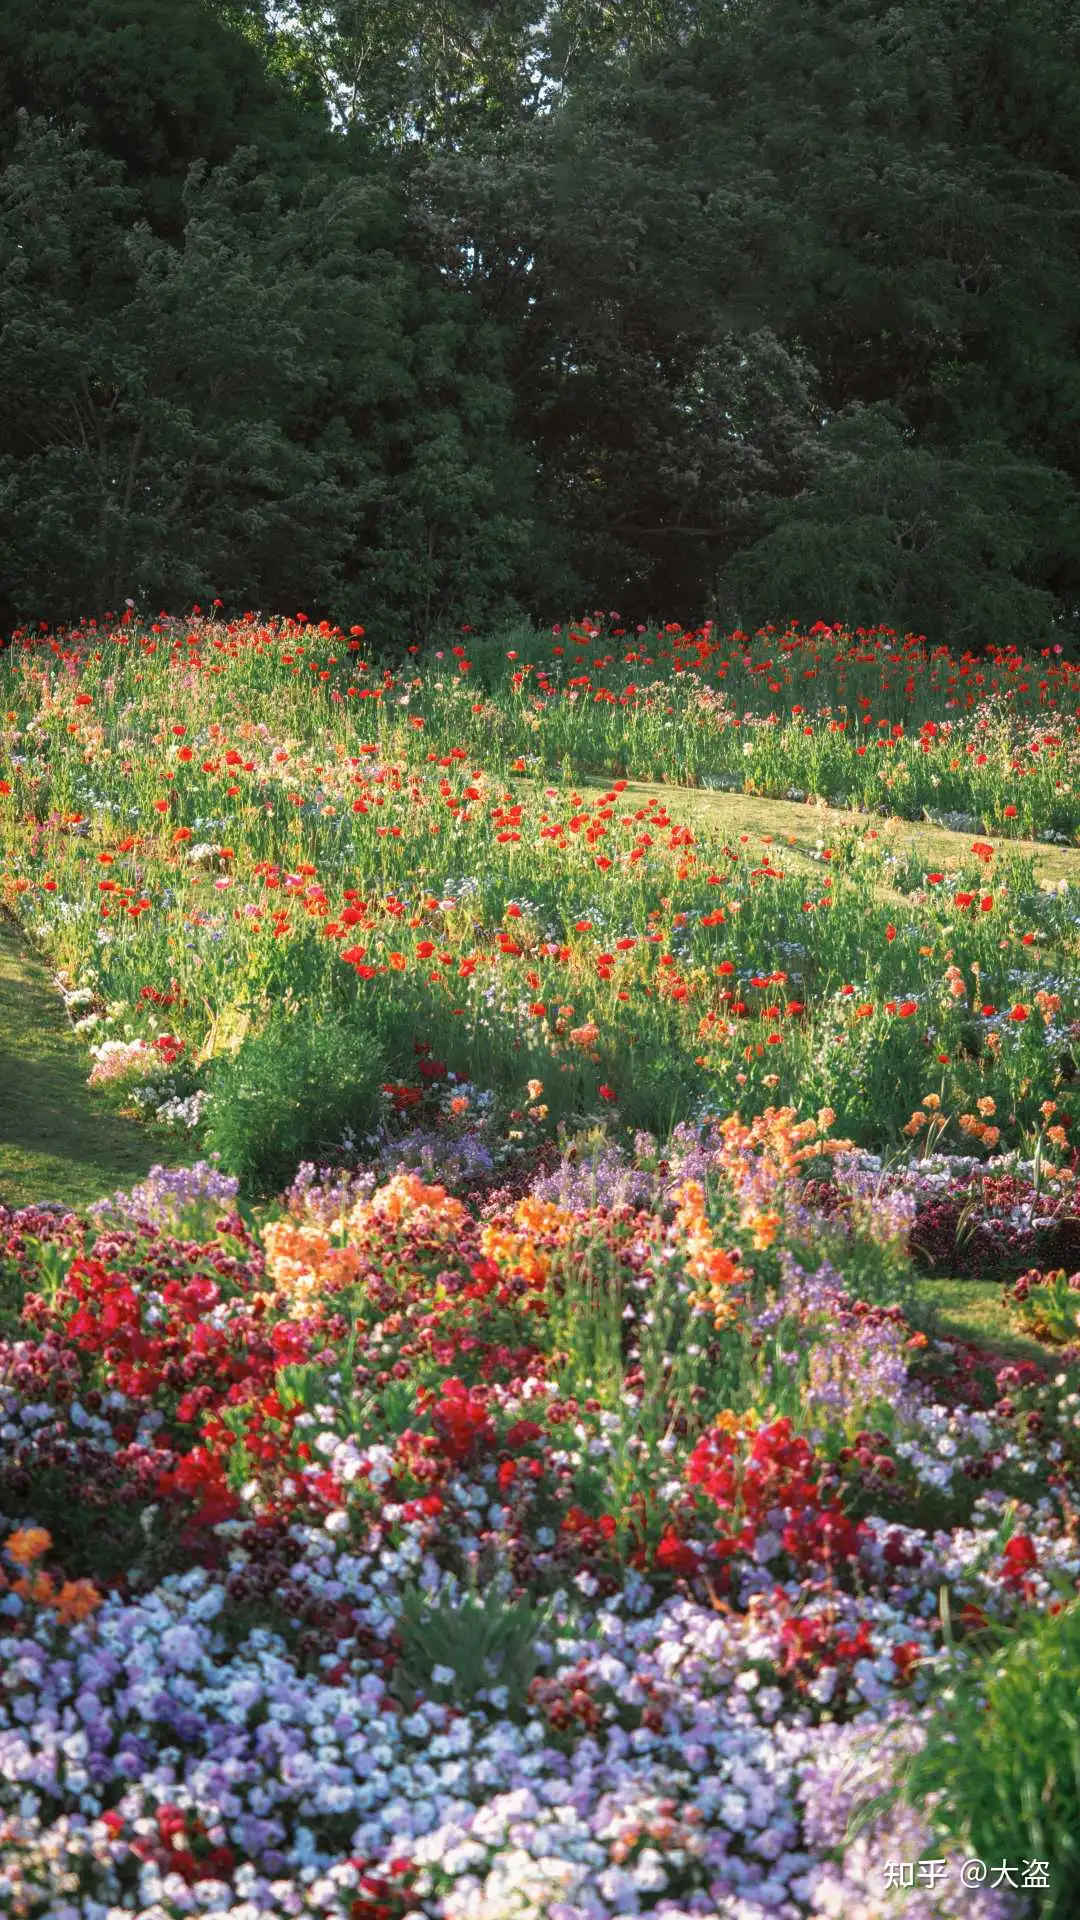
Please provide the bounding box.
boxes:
[2,611,1080,1917]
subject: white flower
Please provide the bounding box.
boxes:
[719,1792,748,1831]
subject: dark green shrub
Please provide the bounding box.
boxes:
[202,1006,387,1195]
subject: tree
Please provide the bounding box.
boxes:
[0,116,566,640]
[401,0,1080,639]
[0,0,341,240]
[712,401,1080,648]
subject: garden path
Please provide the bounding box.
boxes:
[561,774,1080,897]
[0,911,163,1212]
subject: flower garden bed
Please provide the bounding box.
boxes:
[1,612,1080,1917]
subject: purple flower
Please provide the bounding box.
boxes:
[90,1160,240,1233]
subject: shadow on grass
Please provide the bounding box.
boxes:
[913,1276,1053,1368]
[0,915,180,1213]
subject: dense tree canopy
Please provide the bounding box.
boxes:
[2,0,1079,648]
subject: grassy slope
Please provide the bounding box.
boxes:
[2,778,1075,1360]
[0,912,171,1213]
[560,775,1080,896]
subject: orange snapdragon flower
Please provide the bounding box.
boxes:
[262,1221,363,1305]
[53,1579,103,1625]
[479,1225,550,1289]
[671,1180,744,1321]
[352,1172,469,1236]
[5,1526,52,1567]
[514,1195,577,1241]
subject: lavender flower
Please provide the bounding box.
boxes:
[530,1145,658,1213]
[90,1160,240,1233]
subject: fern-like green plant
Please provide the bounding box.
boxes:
[389,1578,559,1720]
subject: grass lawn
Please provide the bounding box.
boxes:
[561,774,1080,898]
[913,1275,1055,1368]
[0,911,182,1213]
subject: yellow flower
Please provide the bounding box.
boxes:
[923,1092,941,1111]
[711,1410,744,1436]
[5,1527,52,1567]
[526,1078,544,1101]
[977,1096,996,1117]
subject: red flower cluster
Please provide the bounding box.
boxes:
[1001,1532,1038,1590]
[431,1376,494,1462]
[127,1802,236,1885]
[687,1416,865,1572]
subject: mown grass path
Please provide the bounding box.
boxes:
[558,774,1080,895]
[0,911,167,1212]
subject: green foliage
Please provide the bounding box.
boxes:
[0,109,561,643]
[277,1348,417,1440]
[389,1577,557,1718]
[0,0,336,241]
[714,401,1080,651]
[1005,1269,1080,1347]
[202,1005,388,1195]
[405,0,1080,639]
[0,123,371,626]
[5,0,1080,649]
[892,1597,1080,1919]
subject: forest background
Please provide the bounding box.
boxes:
[3,0,1080,654]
